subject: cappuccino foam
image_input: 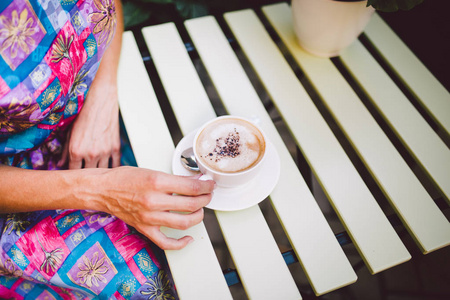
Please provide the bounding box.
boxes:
[196,118,265,173]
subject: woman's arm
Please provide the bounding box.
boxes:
[59,0,124,169]
[0,1,214,250]
[0,164,214,250]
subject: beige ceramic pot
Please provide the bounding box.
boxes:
[291,0,375,57]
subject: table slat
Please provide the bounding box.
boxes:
[365,14,450,135]
[185,16,357,295]
[142,23,300,299]
[341,40,450,250]
[342,41,450,204]
[225,7,411,274]
[118,32,173,171]
[118,31,231,300]
[262,4,450,253]
[219,206,302,299]
[142,25,216,135]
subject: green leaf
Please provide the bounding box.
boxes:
[367,0,425,12]
[174,0,209,19]
[122,1,152,28]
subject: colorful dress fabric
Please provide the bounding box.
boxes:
[0,210,177,300]
[0,0,115,169]
[0,1,177,299]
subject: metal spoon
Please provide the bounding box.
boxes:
[180,147,200,172]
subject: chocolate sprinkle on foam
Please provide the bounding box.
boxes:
[207,128,241,161]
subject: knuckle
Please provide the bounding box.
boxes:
[148,232,170,250]
[112,143,121,154]
[69,146,81,159]
[195,208,204,223]
[190,181,201,194]
[143,194,156,210]
[99,148,109,158]
[185,198,198,212]
[147,213,161,225]
[86,150,98,160]
[135,210,146,223]
[146,173,159,190]
[177,217,192,230]
[157,239,170,250]
[197,209,204,224]
[104,149,112,158]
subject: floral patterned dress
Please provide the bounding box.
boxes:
[0,1,177,299]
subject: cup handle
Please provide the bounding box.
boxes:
[199,174,213,182]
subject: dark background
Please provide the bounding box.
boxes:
[123,0,450,92]
[378,0,450,91]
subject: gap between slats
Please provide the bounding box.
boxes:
[225,6,414,274]
[141,22,300,299]
[364,14,450,138]
[185,14,357,296]
[260,3,450,254]
[120,30,232,300]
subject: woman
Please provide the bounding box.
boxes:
[0,0,214,299]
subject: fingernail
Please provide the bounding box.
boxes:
[187,238,195,245]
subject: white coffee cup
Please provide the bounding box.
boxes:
[193,116,267,188]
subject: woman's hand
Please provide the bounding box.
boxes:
[59,80,121,169]
[0,165,213,250]
[59,0,124,169]
[90,167,214,250]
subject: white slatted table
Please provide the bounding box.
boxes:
[117,3,450,299]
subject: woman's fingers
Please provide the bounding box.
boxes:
[154,172,215,196]
[68,155,83,169]
[95,168,216,250]
[111,151,121,168]
[68,148,117,169]
[145,193,212,212]
[142,226,194,250]
[140,209,205,231]
[83,157,98,168]
[98,156,110,168]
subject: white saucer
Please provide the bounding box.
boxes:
[172,129,280,211]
